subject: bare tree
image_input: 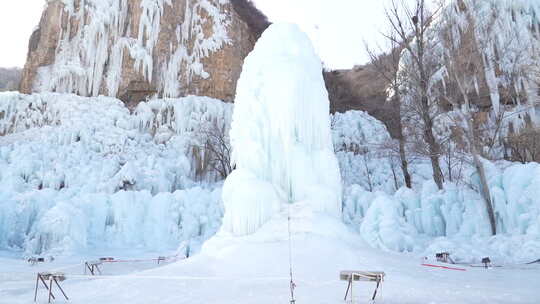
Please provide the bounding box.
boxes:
[193,120,233,180]
[439,30,497,234]
[438,0,522,234]
[384,0,445,190]
[366,33,413,188]
[436,0,540,234]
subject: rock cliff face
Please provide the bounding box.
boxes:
[20,0,268,104]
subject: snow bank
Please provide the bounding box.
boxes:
[0,92,230,254]
[222,23,342,236]
[344,161,540,263]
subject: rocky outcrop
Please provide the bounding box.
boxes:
[324,65,401,137]
[20,0,269,104]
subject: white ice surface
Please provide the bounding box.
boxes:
[344,161,540,264]
[0,92,229,255]
[222,23,342,236]
[332,110,397,192]
[0,90,382,255]
[1,90,539,265]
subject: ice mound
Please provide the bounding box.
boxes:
[222,23,342,236]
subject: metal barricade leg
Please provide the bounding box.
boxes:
[54,278,69,300]
[34,275,39,302]
[344,276,352,301]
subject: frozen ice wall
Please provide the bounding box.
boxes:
[0,90,379,253]
[222,23,342,236]
[0,92,230,254]
[332,110,398,192]
[343,162,540,262]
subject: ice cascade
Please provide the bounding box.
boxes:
[222,23,342,236]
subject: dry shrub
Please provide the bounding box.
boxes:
[505,127,540,163]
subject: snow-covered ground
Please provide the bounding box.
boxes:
[1,209,539,304]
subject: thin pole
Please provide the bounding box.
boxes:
[54,278,69,300]
[287,202,296,304]
[38,275,54,300]
[34,275,39,302]
[48,277,53,304]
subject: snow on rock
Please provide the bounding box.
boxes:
[462,0,540,117]
[33,0,232,99]
[0,92,230,254]
[332,110,390,152]
[398,0,540,161]
[222,23,342,236]
[22,0,263,104]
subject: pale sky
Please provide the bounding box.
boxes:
[0,0,392,69]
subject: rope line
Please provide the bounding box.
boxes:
[287,202,296,304]
[64,275,292,281]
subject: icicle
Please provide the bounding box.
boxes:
[35,0,231,99]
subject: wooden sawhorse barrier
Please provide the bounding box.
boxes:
[34,272,69,303]
[436,252,455,264]
[84,261,103,275]
[28,257,45,266]
[340,270,385,303]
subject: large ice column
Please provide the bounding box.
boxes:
[222,23,342,236]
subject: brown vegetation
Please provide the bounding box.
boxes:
[230,0,271,38]
[505,127,540,163]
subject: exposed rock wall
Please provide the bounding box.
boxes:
[20,0,267,104]
[324,65,400,138]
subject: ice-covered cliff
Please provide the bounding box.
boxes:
[402,0,540,141]
[19,0,266,104]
